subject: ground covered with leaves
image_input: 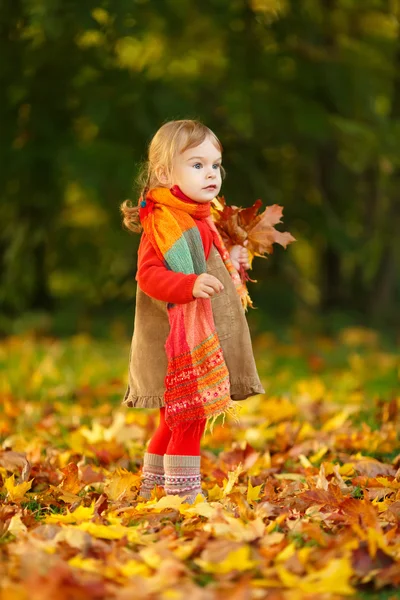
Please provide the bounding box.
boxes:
[1,328,399,600]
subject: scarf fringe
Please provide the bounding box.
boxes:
[204,400,241,436]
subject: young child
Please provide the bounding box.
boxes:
[120,120,264,503]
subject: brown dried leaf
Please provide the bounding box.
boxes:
[59,462,82,494]
[212,198,296,261]
[0,450,31,482]
[247,205,296,256]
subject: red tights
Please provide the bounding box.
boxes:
[147,407,207,456]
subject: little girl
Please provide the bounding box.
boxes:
[120,120,264,503]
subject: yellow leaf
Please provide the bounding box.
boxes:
[78,521,140,542]
[68,556,99,573]
[207,483,224,501]
[151,494,185,510]
[119,559,152,578]
[80,421,107,444]
[276,564,300,587]
[264,450,272,469]
[104,468,140,501]
[184,502,215,518]
[299,454,312,468]
[45,504,94,524]
[322,410,350,432]
[276,542,296,562]
[297,546,313,566]
[69,556,119,581]
[372,497,390,513]
[140,546,163,569]
[298,422,316,441]
[223,463,244,496]
[339,463,355,477]
[367,528,395,559]
[247,480,262,504]
[204,515,265,542]
[309,446,329,463]
[171,540,198,561]
[8,514,27,536]
[306,557,355,595]
[266,513,288,533]
[162,590,182,600]
[315,461,355,479]
[277,557,355,595]
[274,473,305,481]
[297,378,326,401]
[261,398,298,422]
[195,545,258,574]
[5,475,33,502]
[376,477,400,489]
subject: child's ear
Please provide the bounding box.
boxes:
[155,166,170,185]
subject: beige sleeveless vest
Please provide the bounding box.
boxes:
[122,245,264,409]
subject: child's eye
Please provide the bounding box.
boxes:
[213,164,221,169]
[193,163,202,169]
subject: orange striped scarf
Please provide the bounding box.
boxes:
[139,187,245,431]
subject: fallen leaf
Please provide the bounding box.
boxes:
[5,475,33,502]
[195,545,258,574]
[0,451,31,481]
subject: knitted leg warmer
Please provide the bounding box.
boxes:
[138,452,165,499]
[164,455,206,504]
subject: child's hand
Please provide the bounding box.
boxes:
[193,274,224,299]
[229,243,250,272]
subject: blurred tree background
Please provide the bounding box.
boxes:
[1,0,399,338]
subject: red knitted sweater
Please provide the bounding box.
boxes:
[136,186,214,304]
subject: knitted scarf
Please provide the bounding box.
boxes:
[139,186,247,431]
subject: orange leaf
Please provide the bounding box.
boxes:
[59,462,82,494]
[212,198,296,261]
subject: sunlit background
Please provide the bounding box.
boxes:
[1,0,399,340]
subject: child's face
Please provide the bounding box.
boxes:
[171,137,222,203]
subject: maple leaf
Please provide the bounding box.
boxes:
[59,463,83,495]
[104,468,141,501]
[5,474,33,502]
[45,504,95,525]
[212,196,296,269]
[223,463,244,496]
[247,480,263,505]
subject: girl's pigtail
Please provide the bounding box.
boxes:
[120,199,142,233]
[120,163,151,234]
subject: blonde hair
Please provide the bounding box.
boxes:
[120,119,224,233]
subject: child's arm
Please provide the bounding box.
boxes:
[136,234,199,304]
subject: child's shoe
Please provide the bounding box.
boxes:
[138,452,165,499]
[164,454,206,504]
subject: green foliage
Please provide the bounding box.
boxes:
[0,0,399,332]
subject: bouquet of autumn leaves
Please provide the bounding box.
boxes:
[211,197,296,308]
